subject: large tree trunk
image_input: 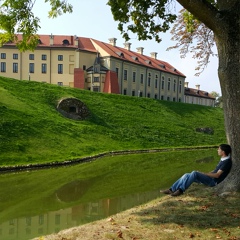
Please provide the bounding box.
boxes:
[214,2,240,192]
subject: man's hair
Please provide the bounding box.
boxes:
[219,144,232,156]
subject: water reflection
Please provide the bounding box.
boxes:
[0,189,160,240]
[0,149,216,240]
[56,179,94,203]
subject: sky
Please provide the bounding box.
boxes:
[32,0,221,94]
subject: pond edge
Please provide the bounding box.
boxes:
[0,145,217,173]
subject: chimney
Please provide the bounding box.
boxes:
[150,52,158,59]
[109,38,117,46]
[124,42,131,51]
[74,35,79,47]
[136,47,144,55]
[195,84,200,90]
[184,82,189,88]
[49,34,54,46]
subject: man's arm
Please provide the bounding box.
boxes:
[201,170,223,178]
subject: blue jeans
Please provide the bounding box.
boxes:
[170,171,217,192]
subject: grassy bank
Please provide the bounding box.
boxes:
[35,185,240,240]
[0,77,225,166]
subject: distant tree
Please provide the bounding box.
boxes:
[0,0,73,51]
[211,91,223,108]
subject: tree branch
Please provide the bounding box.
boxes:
[177,0,222,33]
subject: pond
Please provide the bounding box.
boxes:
[0,148,217,240]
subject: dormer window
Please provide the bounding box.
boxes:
[132,56,139,61]
[116,52,124,58]
[159,64,165,68]
[62,39,70,45]
[145,60,152,65]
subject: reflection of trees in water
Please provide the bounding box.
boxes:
[55,179,94,202]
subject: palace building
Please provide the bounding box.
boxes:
[184,82,215,107]
[0,34,215,106]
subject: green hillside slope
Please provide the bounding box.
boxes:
[0,77,226,167]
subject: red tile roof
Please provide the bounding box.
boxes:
[185,87,215,99]
[3,34,185,77]
[90,38,186,77]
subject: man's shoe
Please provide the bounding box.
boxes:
[160,189,173,195]
[171,189,183,197]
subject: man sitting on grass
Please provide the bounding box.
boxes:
[160,144,232,197]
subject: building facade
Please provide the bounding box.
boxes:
[184,82,216,107]
[0,34,186,102]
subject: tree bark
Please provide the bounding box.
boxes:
[177,0,240,192]
[214,1,240,192]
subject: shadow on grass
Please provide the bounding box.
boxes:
[133,184,240,238]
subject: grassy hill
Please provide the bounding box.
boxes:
[0,77,226,167]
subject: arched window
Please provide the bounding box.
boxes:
[62,39,70,45]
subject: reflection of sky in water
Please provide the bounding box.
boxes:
[0,188,160,240]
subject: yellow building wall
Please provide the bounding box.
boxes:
[0,47,98,88]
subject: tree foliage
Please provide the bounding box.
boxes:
[210,91,222,108]
[167,9,217,76]
[0,0,73,51]
[107,0,177,43]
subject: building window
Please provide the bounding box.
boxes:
[154,94,158,99]
[13,54,18,59]
[155,75,158,88]
[179,98,181,102]
[123,89,127,95]
[94,66,99,73]
[161,76,165,89]
[147,93,150,98]
[13,63,18,73]
[83,65,86,70]
[168,78,171,91]
[26,217,31,226]
[132,72,136,82]
[167,96,170,101]
[42,54,47,60]
[1,62,6,72]
[55,214,61,225]
[58,64,63,74]
[93,86,100,92]
[9,219,15,225]
[173,97,176,102]
[148,73,151,87]
[93,77,99,82]
[38,215,44,225]
[1,53,6,59]
[29,54,34,60]
[179,81,182,93]
[29,63,34,73]
[42,64,47,73]
[116,67,119,77]
[132,90,135,96]
[124,70,128,80]
[161,95,164,100]
[57,82,63,86]
[140,73,144,84]
[173,79,176,92]
[139,91,143,97]
[58,55,63,61]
